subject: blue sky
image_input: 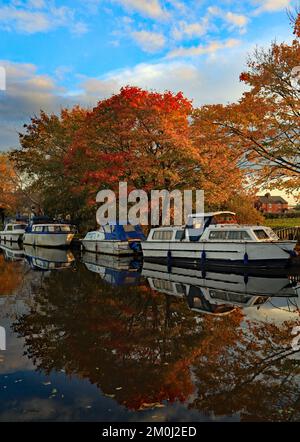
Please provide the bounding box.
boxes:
[0,0,298,152]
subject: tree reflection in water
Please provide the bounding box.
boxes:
[0,254,24,296]
[12,263,300,420]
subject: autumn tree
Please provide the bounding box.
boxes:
[0,153,17,211]
[10,107,89,226]
[65,87,196,196]
[191,107,247,209]
[211,13,300,194]
[12,86,250,227]
[66,86,246,216]
[0,153,29,216]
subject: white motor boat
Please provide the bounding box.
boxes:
[0,222,27,243]
[81,223,145,256]
[23,217,75,248]
[141,211,297,268]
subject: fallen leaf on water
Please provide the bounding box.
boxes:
[138,402,165,410]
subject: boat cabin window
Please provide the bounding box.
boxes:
[175,283,187,295]
[5,225,13,231]
[33,226,44,232]
[175,230,185,240]
[253,229,269,240]
[60,226,71,232]
[47,226,61,232]
[152,230,173,240]
[209,230,251,240]
[152,279,173,291]
[210,290,252,304]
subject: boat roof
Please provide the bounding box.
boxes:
[189,211,236,218]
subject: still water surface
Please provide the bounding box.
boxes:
[0,242,300,422]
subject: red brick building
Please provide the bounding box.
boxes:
[255,193,288,214]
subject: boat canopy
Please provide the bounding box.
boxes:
[187,212,237,227]
[99,224,145,241]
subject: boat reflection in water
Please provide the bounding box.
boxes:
[81,251,142,286]
[23,245,75,271]
[142,261,300,317]
[0,241,25,262]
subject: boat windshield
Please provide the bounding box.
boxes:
[253,229,270,240]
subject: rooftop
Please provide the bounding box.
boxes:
[257,195,288,204]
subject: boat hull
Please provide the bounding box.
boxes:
[82,240,136,256]
[23,233,74,248]
[0,232,23,242]
[141,240,297,268]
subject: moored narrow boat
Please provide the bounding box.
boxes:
[141,211,297,268]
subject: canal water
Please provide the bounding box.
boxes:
[1,243,300,422]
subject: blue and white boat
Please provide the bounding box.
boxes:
[81,223,145,256]
[23,216,75,248]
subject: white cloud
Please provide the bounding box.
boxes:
[0,3,88,34]
[115,0,169,20]
[27,0,46,8]
[172,19,209,40]
[132,30,165,52]
[254,0,291,13]
[0,6,52,33]
[167,39,241,58]
[225,12,248,29]
[0,53,248,149]
[79,53,247,106]
[208,7,249,32]
[0,60,70,149]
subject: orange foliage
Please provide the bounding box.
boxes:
[0,154,18,210]
[0,255,23,295]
